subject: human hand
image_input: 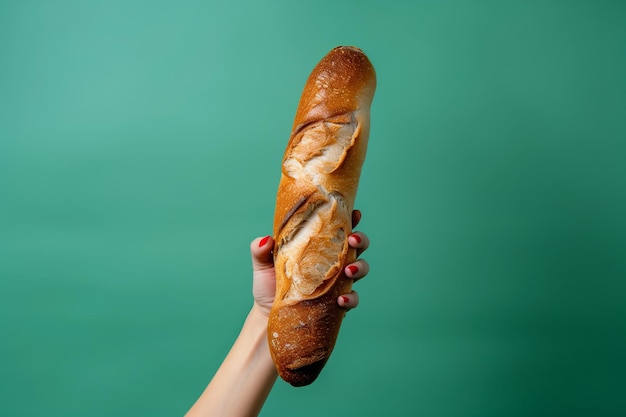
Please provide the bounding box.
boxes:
[250,210,371,318]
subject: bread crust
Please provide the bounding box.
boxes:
[268,46,376,386]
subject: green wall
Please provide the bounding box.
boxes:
[1,1,625,416]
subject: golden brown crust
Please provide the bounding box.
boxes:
[291,46,377,134]
[268,272,353,387]
[268,46,376,386]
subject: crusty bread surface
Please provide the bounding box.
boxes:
[268,46,376,386]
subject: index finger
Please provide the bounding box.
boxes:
[351,209,362,228]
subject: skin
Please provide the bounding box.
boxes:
[185,211,371,417]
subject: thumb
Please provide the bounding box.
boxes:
[250,235,274,272]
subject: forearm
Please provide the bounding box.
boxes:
[185,306,278,417]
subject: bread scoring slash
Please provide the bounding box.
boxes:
[268,46,376,386]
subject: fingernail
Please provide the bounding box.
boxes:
[259,236,271,247]
[350,234,361,244]
[347,265,359,275]
[340,295,350,304]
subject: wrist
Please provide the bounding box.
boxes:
[244,304,277,377]
[251,302,272,322]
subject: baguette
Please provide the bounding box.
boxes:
[268,46,376,386]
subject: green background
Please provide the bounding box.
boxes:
[1,1,625,416]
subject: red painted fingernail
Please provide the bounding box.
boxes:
[350,234,361,244]
[259,236,270,247]
[347,265,359,275]
[341,296,350,304]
